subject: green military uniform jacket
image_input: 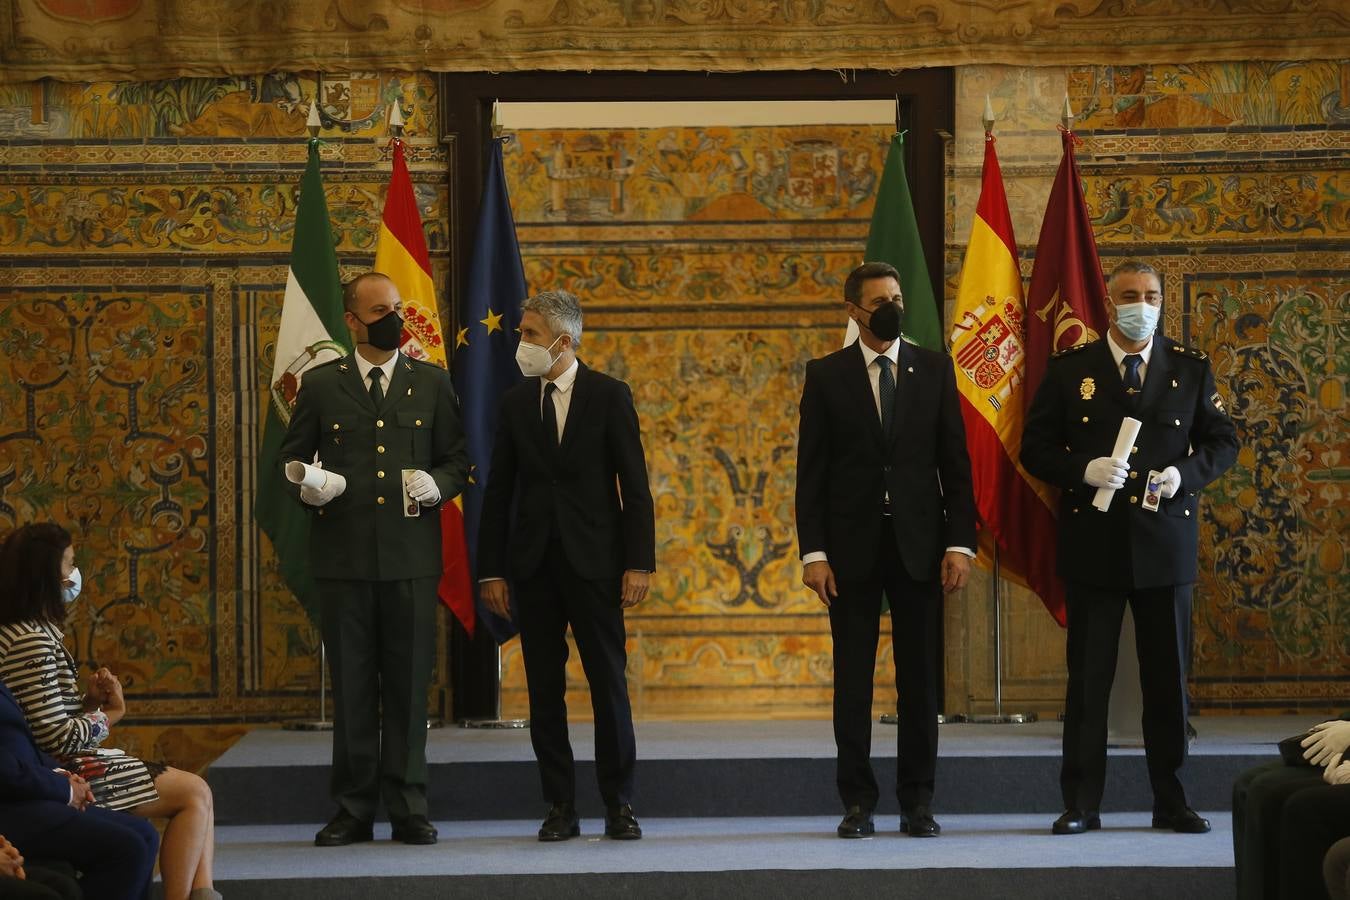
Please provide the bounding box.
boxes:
[279,352,469,582]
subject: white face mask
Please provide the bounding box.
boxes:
[62,567,82,604]
[1113,301,1160,342]
[515,334,564,378]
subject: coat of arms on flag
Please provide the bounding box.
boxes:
[952,298,1025,409]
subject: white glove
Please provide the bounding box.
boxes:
[1084,457,1128,490]
[1156,465,1182,499]
[299,478,341,507]
[1302,720,1350,767]
[404,470,440,506]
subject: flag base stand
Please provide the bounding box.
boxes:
[285,641,333,732]
[459,717,529,729]
[967,712,1038,724]
[458,645,528,728]
[964,550,1038,726]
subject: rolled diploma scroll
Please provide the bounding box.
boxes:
[1091,416,1142,512]
[284,461,347,497]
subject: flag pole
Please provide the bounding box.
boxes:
[963,96,1036,726]
[281,99,337,733]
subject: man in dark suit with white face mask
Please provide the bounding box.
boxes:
[477,289,655,843]
[796,261,977,840]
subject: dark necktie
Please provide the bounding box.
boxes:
[542,382,559,448]
[877,356,895,438]
[368,368,384,407]
[1122,354,1143,402]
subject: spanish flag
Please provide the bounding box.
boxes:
[949,133,1065,625]
[374,137,475,635]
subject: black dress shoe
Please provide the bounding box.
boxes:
[837,805,875,838]
[314,810,374,847]
[538,802,580,842]
[900,806,941,837]
[391,814,438,845]
[604,804,643,840]
[1051,809,1102,835]
[1152,807,1210,834]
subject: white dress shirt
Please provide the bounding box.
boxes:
[803,341,975,566]
[541,358,580,438]
[353,349,399,391]
[1106,331,1154,387]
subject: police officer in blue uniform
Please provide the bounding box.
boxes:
[1022,260,1239,836]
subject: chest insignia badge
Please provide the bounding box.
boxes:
[1080,377,1096,400]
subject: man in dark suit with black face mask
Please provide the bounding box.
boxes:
[280,271,468,848]
[477,289,655,844]
[796,261,977,840]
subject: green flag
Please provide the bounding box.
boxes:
[255,139,351,623]
[864,132,942,351]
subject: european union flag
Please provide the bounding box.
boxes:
[453,138,526,643]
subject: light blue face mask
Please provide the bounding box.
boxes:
[1114,302,1160,341]
[62,567,82,604]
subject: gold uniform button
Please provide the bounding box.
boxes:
[1131,446,1139,454]
[1129,495,1138,504]
[332,423,340,431]
[377,496,386,505]
[1174,418,1181,426]
[378,470,386,479]
[1129,471,1138,479]
[1081,416,1089,423]
[1071,508,1079,514]
[376,419,384,428]
[377,445,386,454]
[1184,509,1191,517]
[317,509,325,516]
[415,418,423,426]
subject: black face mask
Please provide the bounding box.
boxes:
[850,300,903,342]
[361,311,403,352]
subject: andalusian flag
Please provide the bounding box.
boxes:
[846,132,942,350]
[256,139,350,625]
[949,134,1064,625]
[374,136,475,634]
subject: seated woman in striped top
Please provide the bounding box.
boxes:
[0,523,220,900]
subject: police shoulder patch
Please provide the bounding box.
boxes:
[1168,343,1208,361]
[1052,342,1093,359]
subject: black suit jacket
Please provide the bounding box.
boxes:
[1020,336,1239,589]
[0,680,76,841]
[279,352,469,582]
[478,363,656,582]
[795,340,977,583]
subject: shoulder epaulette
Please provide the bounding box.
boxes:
[310,356,343,372]
[1051,343,1092,359]
[1168,343,1208,361]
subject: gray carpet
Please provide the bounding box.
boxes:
[213,814,1236,899]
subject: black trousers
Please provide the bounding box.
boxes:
[516,538,636,809]
[828,518,940,813]
[1279,783,1350,900]
[318,576,438,824]
[1061,581,1190,813]
[7,807,158,900]
[1233,761,1330,900]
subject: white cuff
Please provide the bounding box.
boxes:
[946,546,976,559]
[801,551,828,566]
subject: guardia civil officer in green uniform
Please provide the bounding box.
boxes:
[280,272,468,847]
[1022,260,1238,837]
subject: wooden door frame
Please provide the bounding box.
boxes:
[439,68,955,720]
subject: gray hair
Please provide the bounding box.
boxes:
[1108,259,1161,290]
[522,289,583,349]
